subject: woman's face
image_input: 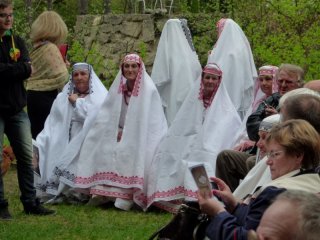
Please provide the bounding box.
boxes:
[72,70,89,94]
[259,75,273,96]
[202,73,220,95]
[266,140,303,180]
[123,61,139,82]
[256,131,268,156]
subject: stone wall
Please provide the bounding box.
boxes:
[73,13,217,85]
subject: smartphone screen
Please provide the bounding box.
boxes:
[189,164,212,197]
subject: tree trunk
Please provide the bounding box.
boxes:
[24,0,32,27]
[104,0,111,14]
[78,0,89,15]
[47,0,53,10]
[124,0,134,13]
[219,0,228,13]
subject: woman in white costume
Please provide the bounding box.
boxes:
[252,65,278,112]
[151,19,202,126]
[35,63,108,200]
[208,18,257,120]
[59,53,168,211]
[146,63,241,212]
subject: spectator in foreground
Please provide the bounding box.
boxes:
[233,89,320,200]
[249,190,320,240]
[198,119,320,240]
[0,0,55,220]
[216,114,280,192]
[27,10,69,139]
[304,79,320,92]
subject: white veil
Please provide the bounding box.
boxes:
[151,19,202,126]
[208,18,257,120]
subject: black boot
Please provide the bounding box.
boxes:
[23,199,56,216]
[0,201,12,220]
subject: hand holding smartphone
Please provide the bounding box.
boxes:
[190,164,212,197]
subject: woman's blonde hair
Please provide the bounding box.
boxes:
[30,10,68,45]
[266,119,320,170]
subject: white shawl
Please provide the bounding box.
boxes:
[208,18,257,120]
[233,156,271,200]
[151,19,202,126]
[36,64,108,196]
[254,170,320,197]
[59,60,168,209]
[146,77,241,212]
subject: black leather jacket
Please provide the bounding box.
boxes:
[246,92,281,141]
[0,32,32,116]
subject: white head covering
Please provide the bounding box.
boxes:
[59,54,168,208]
[151,19,202,126]
[259,114,280,132]
[208,18,257,120]
[199,63,222,108]
[36,63,108,196]
[146,64,241,212]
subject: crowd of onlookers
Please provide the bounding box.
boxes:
[1,0,319,239]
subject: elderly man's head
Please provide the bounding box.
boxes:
[276,64,304,96]
[255,190,320,240]
[280,94,320,133]
[304,80,320,92]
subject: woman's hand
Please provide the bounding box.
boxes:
[68,94,78,105]
[197,191,225,217]
[210,177,239,213]
[233,140,255,152]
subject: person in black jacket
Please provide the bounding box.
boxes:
[0,0,55,220]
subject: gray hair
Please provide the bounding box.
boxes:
[276,190,320,240]
[277,63,305,85]
[279,87,319,109]
[281,94,320,134]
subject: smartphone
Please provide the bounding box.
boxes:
[189,164,212,197]
[58,44,68,62]
[211,181,219,190]
[262,101,270,108]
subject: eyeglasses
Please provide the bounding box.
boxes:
[277,79,298,85]
[266,150,284,159]
[0,13,14,19]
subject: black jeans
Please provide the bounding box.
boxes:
[0,110,36,206]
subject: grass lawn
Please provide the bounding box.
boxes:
[0,166,172,240]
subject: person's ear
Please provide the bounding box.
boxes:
[295,152,304,165]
